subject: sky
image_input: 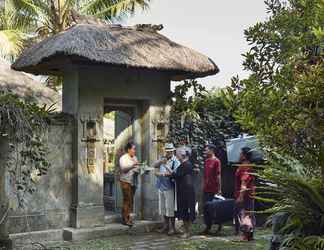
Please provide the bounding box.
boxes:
[126,0,268,89]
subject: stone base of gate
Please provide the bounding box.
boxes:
[63,220,162,241]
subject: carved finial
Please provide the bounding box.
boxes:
[134,24,164,33]
[69,9,108,26]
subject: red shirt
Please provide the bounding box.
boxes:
[234,165,255,199]
[203,157,221,193]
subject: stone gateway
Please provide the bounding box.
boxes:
[1,23,218,247]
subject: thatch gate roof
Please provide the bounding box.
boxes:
[12,24,219,80]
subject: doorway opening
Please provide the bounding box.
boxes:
[103,104,135,214]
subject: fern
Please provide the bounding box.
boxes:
[257,152,324,250]
[280,235,324,250]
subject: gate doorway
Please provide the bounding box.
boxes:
[103,99,142,215]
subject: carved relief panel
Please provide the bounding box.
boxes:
[81,114,101,174]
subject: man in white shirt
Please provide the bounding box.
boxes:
[119,142,139,227]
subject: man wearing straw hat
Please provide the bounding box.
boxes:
[153,143,180,235]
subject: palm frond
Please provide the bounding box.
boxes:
[81,0,150,21]
[8,0,41,18]
[0,29,25,60]
[280,235,324,250]
[0,8,31,61]
[257,152,324,250]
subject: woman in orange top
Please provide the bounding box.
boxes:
[234,147,256,241]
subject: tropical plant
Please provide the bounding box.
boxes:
[257,153,324,249]
[8,0,150,39]
[225,0,324,179]
[0,7,32,61]
[224,0,324,249]
[280,235,324,250]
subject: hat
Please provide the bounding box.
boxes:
[164,143,176,152]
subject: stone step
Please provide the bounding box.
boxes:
[104,213,122,223]
[10,229,63,249]
[63,220,162,242]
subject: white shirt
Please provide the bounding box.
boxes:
[119,153,138,185]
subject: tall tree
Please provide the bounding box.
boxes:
[226,0,324,180]
[225,0,324,248]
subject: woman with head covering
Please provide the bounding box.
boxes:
[234,147,256,241]
[168,146,196,238]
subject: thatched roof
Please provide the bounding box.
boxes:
[0,59,61,110]
[12,24,219,80]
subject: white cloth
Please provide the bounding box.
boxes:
[158,189,175,217]
[119,153,138,185]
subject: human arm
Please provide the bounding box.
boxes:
[236,171,253,202]
[161,158,180,176]
[216,161,222,195]
[237,180,248,203]
[153,158,168,176]
[217,174,222,195]
[153,158,166,169]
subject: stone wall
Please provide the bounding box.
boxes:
[6,121,73,234]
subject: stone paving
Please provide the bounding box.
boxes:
[48,233,216,250]
[43,225,271,250]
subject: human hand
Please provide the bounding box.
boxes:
[161,157,167,164]
[133,160,140,168]
[236,194,243,203]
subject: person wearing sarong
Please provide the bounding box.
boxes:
[119,142,139,227]
[171,147,196,238]
[234,147,256,241]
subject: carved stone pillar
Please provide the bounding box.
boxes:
[63,71,105,228]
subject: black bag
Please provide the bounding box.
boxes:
[169,160,176,188]
[205,198,235,225]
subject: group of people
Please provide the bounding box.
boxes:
[118,141,256,240]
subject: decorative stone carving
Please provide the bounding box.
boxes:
[152,110,168,143]
[152,109,169,157]
[80,114,101,174]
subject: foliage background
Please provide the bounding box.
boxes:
[224,0,324,249]
[167,80,242,167]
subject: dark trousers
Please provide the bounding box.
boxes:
[203,192,215,228]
